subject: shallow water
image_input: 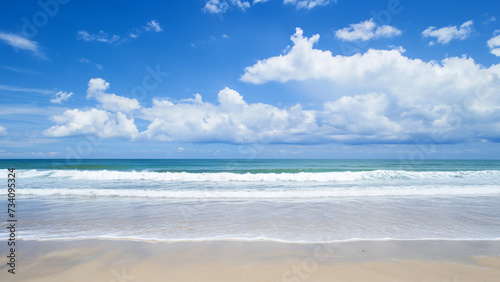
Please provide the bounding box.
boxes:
[1,159,499,242]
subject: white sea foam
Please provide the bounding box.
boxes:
[8,235,500,243]
[13,169,500,182]
[15,185,500,198]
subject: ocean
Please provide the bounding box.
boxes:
[1,159,500,243]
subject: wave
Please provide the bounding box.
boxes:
[13,185,500,198]
[11,169,500,182]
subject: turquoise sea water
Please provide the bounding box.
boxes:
[1,159,499,242]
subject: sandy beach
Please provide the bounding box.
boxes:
[3,161,500,281]
[3,0,500,279]
[1,239,499,281]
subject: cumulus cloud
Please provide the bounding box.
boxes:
[422,20,473,45]
[139,87,317,143]
[240,27,498,105]
[237,27,500,143]
[0,126,6,136]
[50,91,73,104]
[45,54,500,146]
[335,18,401,41]
[44,79,140,139]
[322,93,401,137]
[192,87,497,144]
[488,32,500,57]
[86,78,141,113]
[44,86,500,144]
[0,32,44,57]
[44,109,138,139]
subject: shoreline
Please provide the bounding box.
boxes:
[2,239,499,281]
[17,237,500,243]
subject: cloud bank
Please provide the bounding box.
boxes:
[44,28,500,145]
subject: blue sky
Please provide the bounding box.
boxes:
[1,0,500,159]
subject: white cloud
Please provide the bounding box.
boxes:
[284,0,330,9]
[203,0,330,14]
[50,91,73,104]
[203,0,230,13]
[129,29,141,38]
[240,27,498,106]
[45,51,500,147]
[138,87,317,143]
[335,18,401,42]
[322,93,401,136]
[388,45,406,53]
[44,109,138,139]
[145,20,163,32]
[238,28,500,143]
[203,0,250,13]
[232,0,251,10]
[217,87,246,105]
[77,30,120,44]
[44,79,141,139]
[484,16,496,25]
[2,66,39,75]
[374,25,402,38]
[0,84,55,95]
[81,20,162,42]
[422,20,473,44]
[0,32,44,57]
[78,58,90,64]
[44,84,500,144]
[87,78,109,93]
[87,78,141,113]
[135,85,500,144]
[0,126,6,136]
[487,32,500,57]
[180,93,203,104]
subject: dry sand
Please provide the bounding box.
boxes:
[1,239,499,281]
